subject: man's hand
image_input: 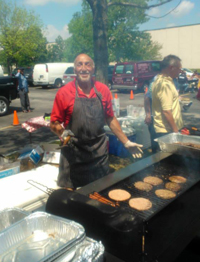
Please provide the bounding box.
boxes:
[61,130,75,141]
[144,114,152,125]
[124,140,143,158]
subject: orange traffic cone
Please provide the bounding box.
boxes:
[145,87,148,94]
[111,92,113,100]
[13,110,20,126]
[130,90,134,100]
[115,93,118,99]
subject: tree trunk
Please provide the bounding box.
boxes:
[88,0,108,84]
[7,58,11,75]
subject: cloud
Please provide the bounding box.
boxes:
[166,23,176,28]
[43,24,71,42]
[171,0,194,17]
[148,7,161,17]
[24,0,81,6]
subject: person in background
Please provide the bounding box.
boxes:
[15,68,31,113]
[152,55,183,139]
[50,53,143,189]
[144,75,157,153]
[144,73,180,153]
[178,70,189,94]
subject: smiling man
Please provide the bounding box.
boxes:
[50,53,143,189]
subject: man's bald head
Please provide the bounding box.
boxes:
[74,54,95,84]
[74,54,95,68]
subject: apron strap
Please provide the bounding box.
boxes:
[75,80,104,114]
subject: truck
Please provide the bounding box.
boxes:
[0,76,18,116]
[33,63,73,88]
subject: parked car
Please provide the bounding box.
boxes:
[111,60,161,92]
[62,65,115,88]
[11,67,33,86]
[62,66,76,85]
[33,63,73,88]
[107,65,115,90]
[0,76,18,116]
[182,68,194,78]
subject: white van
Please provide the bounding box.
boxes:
[33,63,73,88]
[0,65,4,76]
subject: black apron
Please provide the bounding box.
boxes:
[57,82,109,188]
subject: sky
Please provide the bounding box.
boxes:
[17,0,200,42]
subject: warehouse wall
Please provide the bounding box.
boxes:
[147,24,200,69]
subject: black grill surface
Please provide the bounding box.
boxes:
[99,157,199,221]
[46,153,200,262]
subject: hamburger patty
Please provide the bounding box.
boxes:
[169,176,187,184]
[143,176,163,186]
[155,189,176,199]
[129,198,152,211]
[108,189,131,201]
[165,182,181,192]
[134,181,153,192]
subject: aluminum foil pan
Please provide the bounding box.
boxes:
[154,133,200,155]
[0,207,29,232]
[55,237,104,262]
[74,237,104,262]
[0,212,85,262]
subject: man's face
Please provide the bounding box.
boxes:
[74,54,94,83]
[171,62,182,78]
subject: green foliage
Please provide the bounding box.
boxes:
[65,0,161,62]
[63,4,94,62]
[0,0,47,71]
[47,35,66,62]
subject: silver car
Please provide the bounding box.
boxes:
[62,66,76,86]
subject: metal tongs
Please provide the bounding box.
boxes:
[27,180,54,195]
[56,130,75,150]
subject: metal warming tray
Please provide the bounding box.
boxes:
[0,212,85,262]
[56,237,104,262]
[0,207,29,232]
[154,133,200,155]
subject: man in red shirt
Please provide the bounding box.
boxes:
[50,54,143,189]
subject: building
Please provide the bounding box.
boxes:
[46,42,57,51]
[147,23,200,69]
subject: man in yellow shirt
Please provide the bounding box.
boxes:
[152,55,183,139]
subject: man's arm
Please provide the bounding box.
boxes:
[162,110,179,132]
[15,70,20,78]
[144,94,152,125]
[106,116,143,158]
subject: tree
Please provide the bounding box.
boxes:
[64,6,94,62]
[47,35,66,62]
[84,0,174,83]
[0,0,47,72]
[67,1,162,64]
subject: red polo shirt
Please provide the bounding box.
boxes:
[51,79,114,127]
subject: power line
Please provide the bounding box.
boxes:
[146,0,182,19]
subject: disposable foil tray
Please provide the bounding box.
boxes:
[0,208,29,232]
[55,237,105,262]
[154,133,200,156]
[0,212,85,262]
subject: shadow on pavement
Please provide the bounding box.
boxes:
[0,126,58,155]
